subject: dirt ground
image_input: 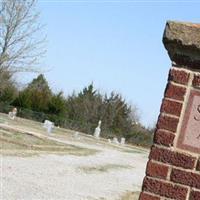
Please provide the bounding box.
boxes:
[0,113,148,200]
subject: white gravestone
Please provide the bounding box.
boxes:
[94,120,102,138]
[43,120,54,134]
[8,108,17,120]
[74,131,80,140]
[113,137,119,144]
[120,137,125,145]
[108,139,111,143]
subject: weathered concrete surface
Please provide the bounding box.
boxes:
[163,21,200,69]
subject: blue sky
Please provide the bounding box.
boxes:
[20,1,200,127]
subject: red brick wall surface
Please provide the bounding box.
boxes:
[139,66,200,200]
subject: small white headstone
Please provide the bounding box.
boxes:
[94,120,102,138]
[43,120,54,134]
[108,139,111,143]
[8,108,17,120]
[113,137,119,144]
[74,131,80,140]
[120,137,125,145]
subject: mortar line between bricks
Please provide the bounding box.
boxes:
[161,197,174,200]
[142,191,161,199]
[164,97,184,104]
[170,81,188,88]
[151,160,172,167]
[155,128,176,135]
[154,143,199,159]
[193,155,198,170]
[160,112,180,119]
[171,165,200,174]
[171,66,197,74]
[151,159,200,175]
[153,143,172,150]
[171,65,200,74]
[186,187,192,200]
[153,142,173,150]
[192,188,200,192]
[146,175,191,188]
[167,165,172,181]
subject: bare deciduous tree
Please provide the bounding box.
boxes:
[0,0,46,75]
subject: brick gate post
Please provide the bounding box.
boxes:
[139,21,200,200]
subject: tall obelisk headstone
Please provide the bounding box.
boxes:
[139,21,200,200]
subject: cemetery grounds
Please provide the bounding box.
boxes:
[0,113,148,200]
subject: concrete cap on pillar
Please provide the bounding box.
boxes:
[163,21,200,69]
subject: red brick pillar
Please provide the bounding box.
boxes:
[139,21,200,200]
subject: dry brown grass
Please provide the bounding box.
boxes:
[121,191,140,200]
[78,164,133,173]
[0,127,97,157]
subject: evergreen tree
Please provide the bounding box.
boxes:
[14,74,52,112]
[66,84,104,133]
[48,91,66,116]
[0,70,17,103]
[102,92,133,137]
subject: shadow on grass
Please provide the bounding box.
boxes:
[78,164,133,173]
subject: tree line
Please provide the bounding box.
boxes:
[0,74,153,147]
